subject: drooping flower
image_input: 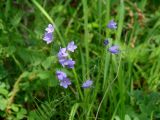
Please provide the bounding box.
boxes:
[43,24,54,44]
[58,48,68,59]
[104,39,109,46]
[107,20,117,29]
[67,41,77,52]
[56,70,67,81]
[45,24,54,33]
[66,59,75,68]
[59,58,67,67]
[60,77,71,88]
[59,59,75,68]
[82,80,93,88]
[43,32,53,44]
[108,45,120,54]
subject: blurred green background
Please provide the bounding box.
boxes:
[0,0,160,119]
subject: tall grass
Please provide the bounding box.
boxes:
[0,0,160,120]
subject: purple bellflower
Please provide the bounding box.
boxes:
[56,71,71,88]
[59,58,67,67]
[60,77,71,89]
[45,24,54,33]
[66,59,75,68]
[107,20,117,29]
[108,45,120,54]
[67,41,77,52]
[56,71,67,81]
[57,41,77,68]
[43,24,54,44]
[104,39,109,46]
[58,48,68,59]
[82,80,93,88]
[43,32,53,44]
[59,59,75,68]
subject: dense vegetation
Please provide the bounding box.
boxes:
[0,0,160,119]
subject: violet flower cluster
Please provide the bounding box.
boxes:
[58,41,77,68]
[56,71,71,88]
[56,42,93,89]
[105,20,120,54]
[56,41,77,88]
[43,24,93,89]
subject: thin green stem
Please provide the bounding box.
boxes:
[106,0,110,37]
[116,0,124,42]
[31,0,83,100]
[6,72,25,114]
[72,69,83,100]
[65,3,82,36]
[111,99,121,120]
[95,54,122,120]
[82,0,89,78]
[98,0,102,44]
[11,55,23,72]
[31,0,65,46]
[103,0,110,89]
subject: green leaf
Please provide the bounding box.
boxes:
[16,108,27,119]
[11,104,19,112]
[0,98,7,110]
[114,116,121,120]
[5,46,16,56]
[17,48,45,66]
[11,11,23,28]
[125,114,131,120]
[41,56,56,70]
[69,103,80,120]
[37,71,58,87]
[37,71,51,80]
[0,87,8,97]
[0,65,8,80]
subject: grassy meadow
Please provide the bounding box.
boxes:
[0,0,160,119]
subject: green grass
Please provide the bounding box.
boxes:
[0,0,160,120]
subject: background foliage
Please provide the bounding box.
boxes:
[0,0,160,119]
